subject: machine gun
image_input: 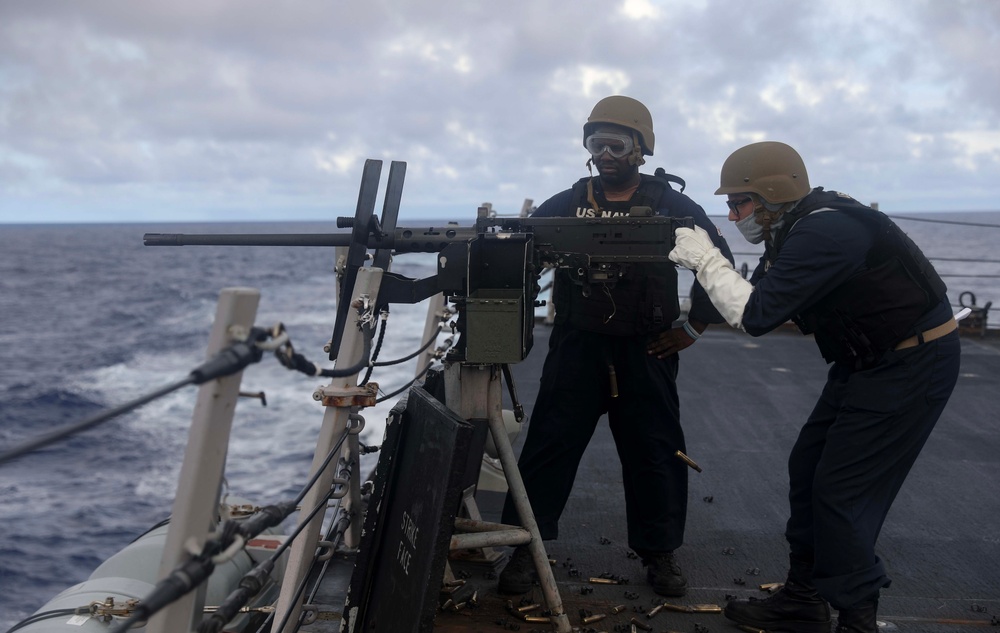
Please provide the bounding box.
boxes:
[144,159,693,365]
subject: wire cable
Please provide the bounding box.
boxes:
[371,324,443,367]
[1,332,270,467]
[0,376,194,466]
[6,608,80,633]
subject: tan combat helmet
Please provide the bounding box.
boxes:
[716,141,810,203]
[583,96,655,156]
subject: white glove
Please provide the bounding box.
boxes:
[670,226,753,330]
[669,225,715,270]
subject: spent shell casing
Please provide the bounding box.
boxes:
[662,602,693,613]
[759,582,783,592]
[588,577,618,584]
[674,449,703,472]
[611,604,627,614]
[646,603,666,618]
[630,617,653,631]
[582,614,607,624]
[517,603,541,613]
[523,615,550,623]
[691,603,723,613]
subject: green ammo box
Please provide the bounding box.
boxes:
[465,289,525,364]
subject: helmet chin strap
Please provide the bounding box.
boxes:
[627,131,645,166]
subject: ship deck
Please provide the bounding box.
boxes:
[318,323,1000,633]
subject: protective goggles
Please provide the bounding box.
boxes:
[585,132,635,159]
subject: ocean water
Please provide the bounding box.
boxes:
[1,212,999,628]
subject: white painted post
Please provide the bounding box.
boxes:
[273,267,383,633]
[416,292,446,378]
[146,287,260,633]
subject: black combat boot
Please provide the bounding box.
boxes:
[643,551,688,597]
[835,599,878,633]
[497,545,535,594]
[724,555,831,633]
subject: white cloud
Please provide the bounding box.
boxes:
[0,0,998,221]
[620,0,661,20]
[947,131,1000,171]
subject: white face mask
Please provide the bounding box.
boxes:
[736,212,766,244]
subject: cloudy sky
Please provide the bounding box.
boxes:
[1,0,998,224]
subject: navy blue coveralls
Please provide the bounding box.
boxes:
[743,206,961,609]
[500,177,733,557]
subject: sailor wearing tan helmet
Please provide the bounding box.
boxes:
[669,141,961,633]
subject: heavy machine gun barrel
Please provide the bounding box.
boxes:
[143,225,479,252]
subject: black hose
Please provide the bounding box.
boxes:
[6,608,80,633]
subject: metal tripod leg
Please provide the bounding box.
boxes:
[444,363,570,632]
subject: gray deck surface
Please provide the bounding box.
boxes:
[316,323,1000,632]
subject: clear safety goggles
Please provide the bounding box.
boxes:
[585,132,635,159]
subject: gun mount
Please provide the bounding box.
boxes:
[144,159,692,364]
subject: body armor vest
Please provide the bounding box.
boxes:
[551,174,681,336]
[767,189,947,368]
